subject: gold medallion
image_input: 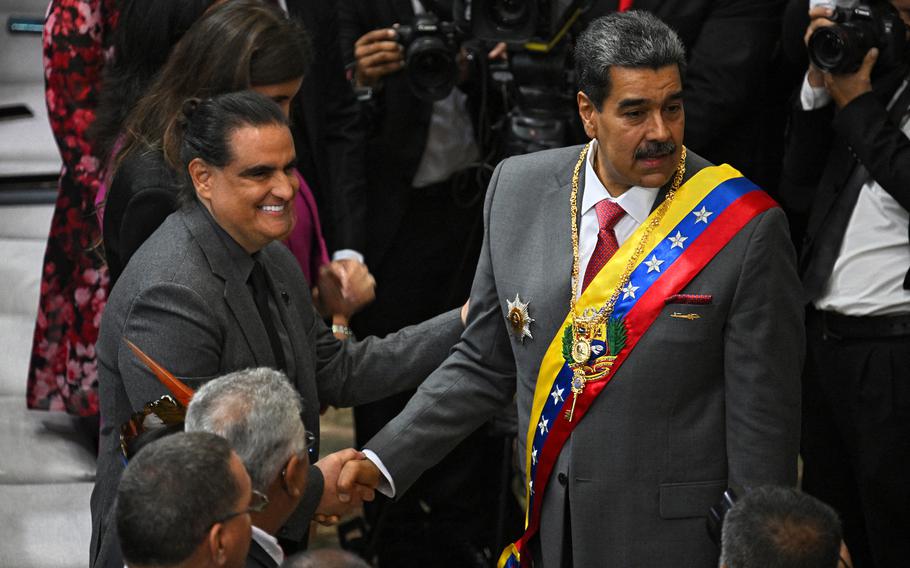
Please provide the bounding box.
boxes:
[571,338,591,364]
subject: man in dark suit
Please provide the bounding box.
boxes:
[339,12,803,567]
[779,3,910,567]
[337,1,511,564]
[90,92,463,567]
[186,368,320,568]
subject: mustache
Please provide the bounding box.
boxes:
[634,141,676,160]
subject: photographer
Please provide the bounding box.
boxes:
[337,1,513,566]
[780,1,910,566]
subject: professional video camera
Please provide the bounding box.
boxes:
[808,0,907,74]
[470,0,589,156]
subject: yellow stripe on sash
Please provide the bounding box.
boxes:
[522,163,743,509]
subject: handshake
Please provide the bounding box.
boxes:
[312,448,384,525]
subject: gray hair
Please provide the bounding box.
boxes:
[116,432,240,566]
[185,367,308,492]
[720,486,842,568]
[575,11,687,110]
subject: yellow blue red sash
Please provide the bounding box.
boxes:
[499,164,777,567]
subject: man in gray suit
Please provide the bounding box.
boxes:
[339,12,803,567]
[90,92,464,567]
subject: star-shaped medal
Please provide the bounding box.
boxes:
[669,230,688,249]
[622,283,639,299]
[550,385,565,404]
[506,293,534,342]
[693,206,713,224]
[538,417,549,435]
[645,255,664,273]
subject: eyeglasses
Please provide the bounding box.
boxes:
[214,489,270,525]
[120,394,187,460]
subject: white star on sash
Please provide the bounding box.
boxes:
[645,255,664,273]
[532,447,538,465]
[538,417,549,435]
[550,386,565,404]
[669,231,688,249]
[693,206,713,224]
[529,480,534,494]
[622,283,639,299]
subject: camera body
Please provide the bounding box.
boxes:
[397,13,461,102]
[808,0,907,74]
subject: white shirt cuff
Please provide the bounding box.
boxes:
[332,249,365,264]
[800,73,832,110]
[362,449,396,498]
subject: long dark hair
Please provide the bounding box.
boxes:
[90,0,217,162]
[112,0,310,176]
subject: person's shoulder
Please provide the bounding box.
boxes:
[499,145,584,173]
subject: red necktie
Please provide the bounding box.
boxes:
[618,0,634,11]
[582,199,626,292]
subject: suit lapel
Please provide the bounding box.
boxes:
[182,203,276,368]
[258,245,312,380]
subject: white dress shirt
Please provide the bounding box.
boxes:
[251,525,284,566]
[365,139,658,495]
[799,74,910,316]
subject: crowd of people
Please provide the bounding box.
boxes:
[23,0,910,567]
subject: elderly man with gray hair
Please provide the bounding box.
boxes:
[338,9,803,567]
[185,367,345,568]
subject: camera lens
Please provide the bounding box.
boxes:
[809,26,849,71]
[406,36,457,101]
[808,23,873,73]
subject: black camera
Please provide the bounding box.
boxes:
[472,0,539,43]
[808,0,907,74]
[397,13,461,102]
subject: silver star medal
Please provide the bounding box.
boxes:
[506,293,534,342]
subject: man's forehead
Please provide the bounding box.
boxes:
[606,64,682,103]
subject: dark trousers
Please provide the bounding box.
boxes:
[352,178,519,567]
[802,309,910,568]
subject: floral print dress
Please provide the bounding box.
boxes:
[27,0,118,415]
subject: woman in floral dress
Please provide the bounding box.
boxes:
[27,0,117,421]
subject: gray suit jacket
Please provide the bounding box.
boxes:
[89,201,462,567]
[367,145,804,567]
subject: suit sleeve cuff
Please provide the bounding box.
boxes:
[332,249,365,264]
[362,449,396,498]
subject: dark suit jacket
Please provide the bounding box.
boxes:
[89,201,462,567]
[366,146,804,566]
[779,66,910,294]
[585,0,790,189]
[287,0,368,254]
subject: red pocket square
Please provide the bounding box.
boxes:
[665,293,713,305]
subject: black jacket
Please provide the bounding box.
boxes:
[287,0,368,254]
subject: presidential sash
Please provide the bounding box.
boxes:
[499,164,777,567]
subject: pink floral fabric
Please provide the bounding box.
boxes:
[27,0,118,415]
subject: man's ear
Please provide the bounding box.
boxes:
[283,453,308,499]
[577,91,599,140]
[188,158,213,201]
[206,522,228,566]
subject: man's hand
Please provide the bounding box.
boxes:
[824,48,877,108]
[315,259,376,320]
[337,458,383,504]
[313,449,376,525]
[354,28,404,88]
